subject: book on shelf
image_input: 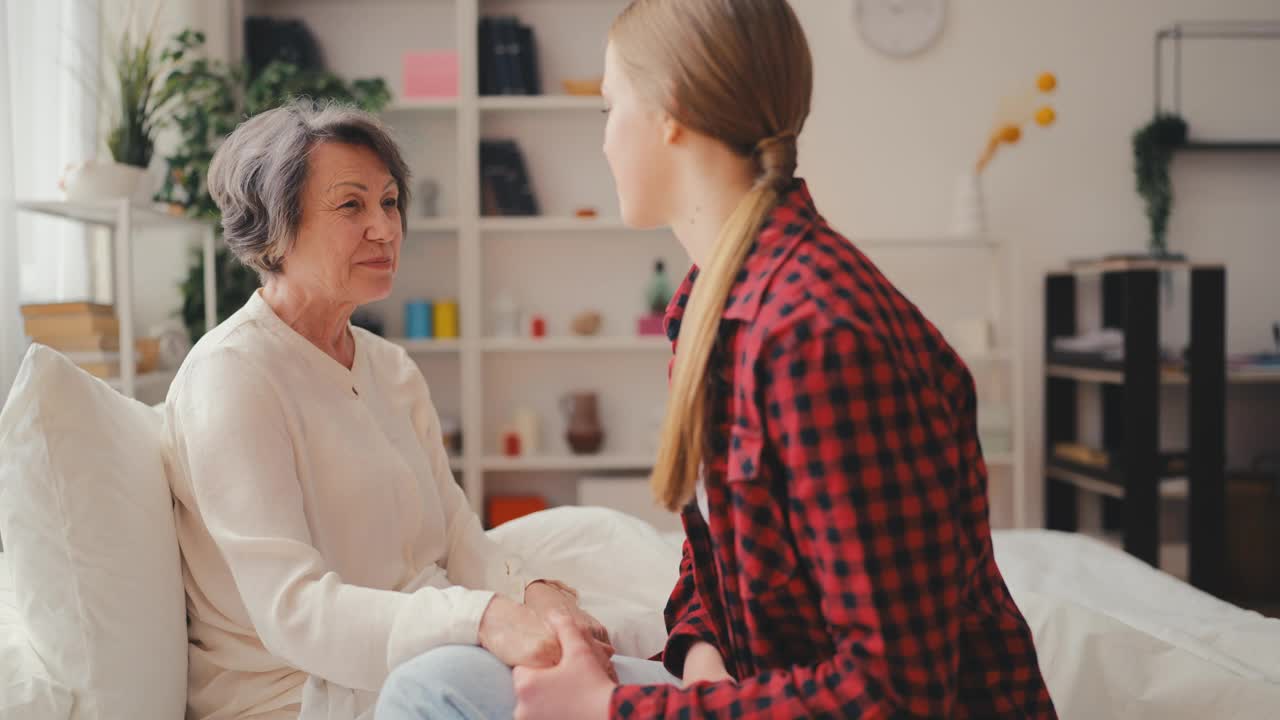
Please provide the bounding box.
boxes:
[479,16,541,96]
[22,306,119,338]
[19,301,113,319]
[28,332,121,353]
[1051,442,1189,479]
[480,139,539,216]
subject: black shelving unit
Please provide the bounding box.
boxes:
[1044,260,1226,595]
[1155,21,1280,152]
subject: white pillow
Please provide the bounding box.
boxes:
[488,506,681,659]
[0,551,73,719]
[0,345,187,720]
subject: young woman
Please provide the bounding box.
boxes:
[507,0,1059,718]
[376,0,1058,718]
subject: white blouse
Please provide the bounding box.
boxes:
[166,290,528,720]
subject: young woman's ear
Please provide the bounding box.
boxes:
[662,113,684,147]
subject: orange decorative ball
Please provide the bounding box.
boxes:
[1036,106,1057,127]
[999,125,1022,144]
[1038,72,1058,93]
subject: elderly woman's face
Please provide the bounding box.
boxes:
[286,141,402,305]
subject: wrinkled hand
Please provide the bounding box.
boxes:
[523,581,616,681]
[523,581,610,645]
[477,595,561,669]
[682,641,735,687]
[514,612,616,720]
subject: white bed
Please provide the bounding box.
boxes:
[4,513,1280,719]
[5,347,1278,718]
[487,508,1280,720]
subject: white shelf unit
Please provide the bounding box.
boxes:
[234,0,680,518]
[233,0,1026,527]
[16,200,216,400]
[851,233,1026,528]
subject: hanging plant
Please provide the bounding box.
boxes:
[1132,113,1188,255]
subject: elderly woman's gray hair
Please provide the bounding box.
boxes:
[207,101,411,275]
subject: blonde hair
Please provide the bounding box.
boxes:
[610,0,813,511]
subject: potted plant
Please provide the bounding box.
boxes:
[1132,113,1188,256]
[62,8,180,202]
[154,30,391,340]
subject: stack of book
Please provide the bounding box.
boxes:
[478,16,541,96]
[20,302,149,379]
[480,140,539,216]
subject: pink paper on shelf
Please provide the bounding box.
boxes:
[636,314,665,336]
[403,51,459,98]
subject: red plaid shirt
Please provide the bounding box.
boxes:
[610,181,1056,719]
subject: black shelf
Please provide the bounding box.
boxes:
[1046,454,1188,499]
[1180,142,1280,153]
[1045,353,1189,385]
[1044,265,1226,595]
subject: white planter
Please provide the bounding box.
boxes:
[949,171,987,237]
[61,160,148,203]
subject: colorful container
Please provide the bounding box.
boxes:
[434,299,460,338]
[405,300,434,339]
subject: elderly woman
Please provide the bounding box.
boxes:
[165,102,608,720]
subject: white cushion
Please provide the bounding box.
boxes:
[0,551,73,719]
[0,345,187,719]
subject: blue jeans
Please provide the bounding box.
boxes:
[375,646,679,719]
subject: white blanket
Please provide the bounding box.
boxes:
[5,511,1280,719]
[493,508,1280,720]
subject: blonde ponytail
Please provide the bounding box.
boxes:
[652,185,780,510]
[652,133,797,510]
[608,0,812,511]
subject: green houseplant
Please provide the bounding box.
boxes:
[64,8,183,201]
[155,30,391,339]
[106,15,177,169]
[1132,113,1188,255]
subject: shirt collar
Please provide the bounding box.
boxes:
[664,178,818,342]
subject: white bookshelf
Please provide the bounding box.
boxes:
[481,455,654,472]
[233,0,1027,528]
[480,336,668,353]
[16,200,216,400]
[478,95,603,112]
[478,216,632,232]
[234,0,679,517]
[391,338,463,354]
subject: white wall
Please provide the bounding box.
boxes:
[151,1,1279,524]
[789,0,1280,526]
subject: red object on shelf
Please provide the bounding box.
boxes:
[636,313,665,336]
[486,495,549,528]
[503,431,522,457]
[530,315,547,338]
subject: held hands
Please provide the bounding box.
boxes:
[477,594,561,669]
[513,612,617,720]
[522,580,611,646]
[523,580,616,682]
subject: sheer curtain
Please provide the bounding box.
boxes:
[0,1,18,397]
[1,0,100,398]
